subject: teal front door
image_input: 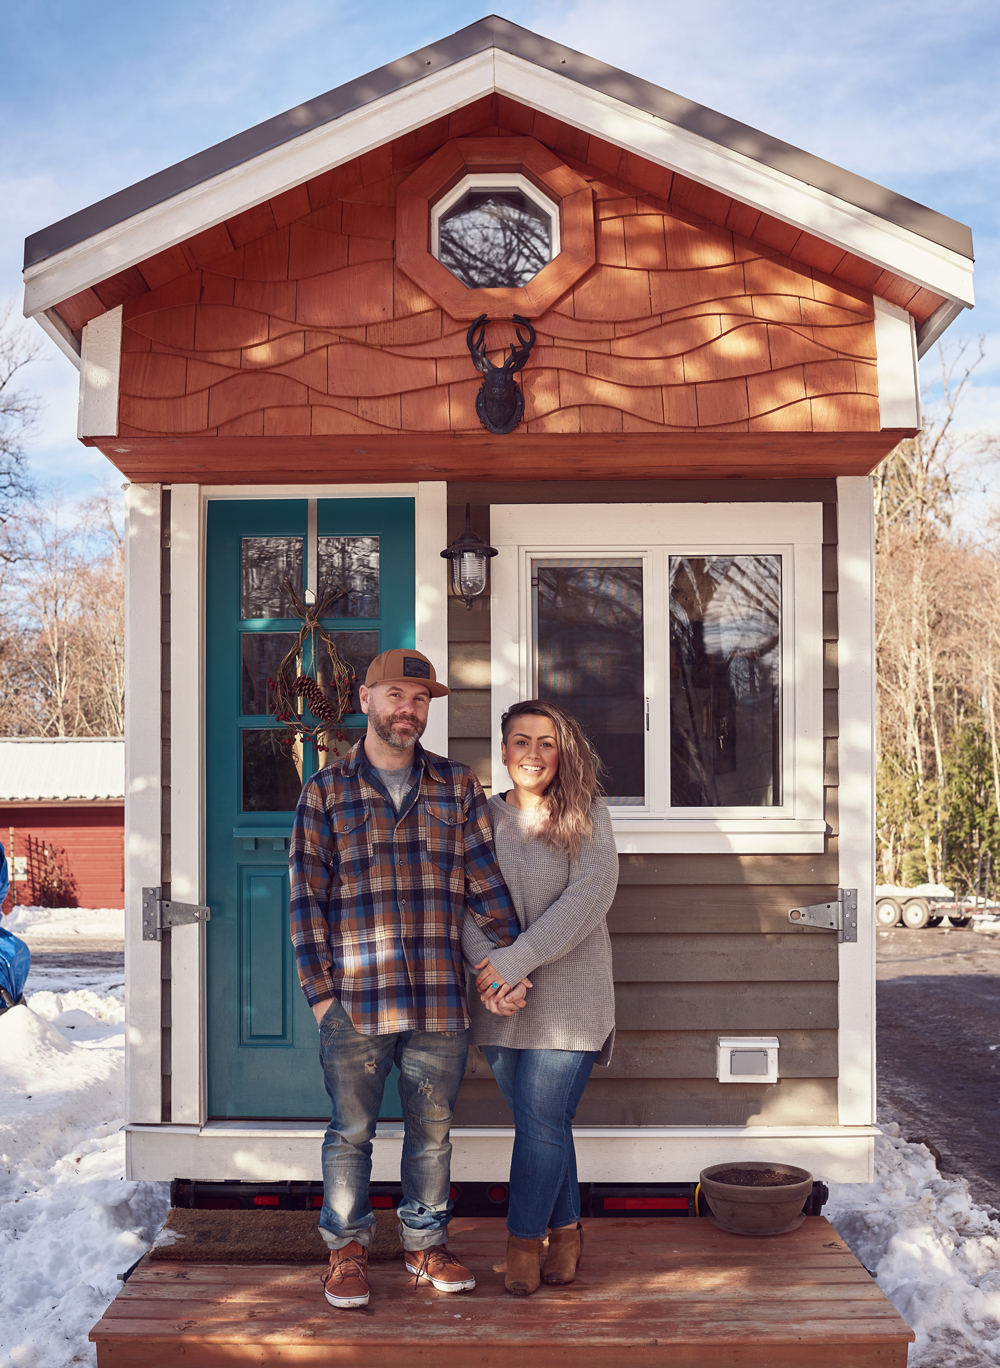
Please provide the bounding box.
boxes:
[206,497,415,1119]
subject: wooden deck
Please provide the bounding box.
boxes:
[91,1216,914,1367]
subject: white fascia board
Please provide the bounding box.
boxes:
[873,297,920,430]
[35,307,82,367]
[24,48,972,322]
[77,305,122,438]
[23,51,496,319]
[497,51,974,308]
[126,1122,877,1183]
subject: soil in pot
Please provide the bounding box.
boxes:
[699,1161,813,1236]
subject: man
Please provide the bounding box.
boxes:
[290,647,520,1310]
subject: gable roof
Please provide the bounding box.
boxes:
[23,15,973,363]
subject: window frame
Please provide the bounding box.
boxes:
[430,173,562,271]
[489,503,825,854]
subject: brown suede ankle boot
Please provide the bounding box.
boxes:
[505,1234,543,1296]
[541,1222,584,1285]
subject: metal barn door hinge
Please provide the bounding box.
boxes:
[788,888,858,943]
[142,887,211,941]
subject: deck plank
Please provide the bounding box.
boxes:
[91,1217,913,1368]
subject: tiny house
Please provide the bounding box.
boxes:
[22,16,973,1192]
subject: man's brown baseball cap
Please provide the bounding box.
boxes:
[364,648,449,697]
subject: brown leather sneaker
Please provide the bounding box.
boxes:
[541,1222,584,1285]
[405,1244,476,1292]
[505,1235,543,1296]
[323,1240,370,1308]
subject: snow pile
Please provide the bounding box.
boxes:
[5,907,124,942]
[827,1123,1000,1366]
[0,987,168,1368]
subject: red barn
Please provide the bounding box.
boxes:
[0,738,124,911]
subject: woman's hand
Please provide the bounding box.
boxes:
[480,977,532,1016]
[473,957,508,1000]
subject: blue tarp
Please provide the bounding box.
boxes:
[0,842,31,1007]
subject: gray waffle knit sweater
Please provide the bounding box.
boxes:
[462,794,619,1064]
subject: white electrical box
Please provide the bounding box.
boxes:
[717,1036,779,1084]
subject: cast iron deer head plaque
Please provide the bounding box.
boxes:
[466,314,536,435]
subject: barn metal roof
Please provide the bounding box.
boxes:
[0,738,125,803]
[23,14,972,270]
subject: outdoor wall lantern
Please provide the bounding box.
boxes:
[441,504,498,609]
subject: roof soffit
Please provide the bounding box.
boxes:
[23,22,973,329]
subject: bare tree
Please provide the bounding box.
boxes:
[0,298,42,519]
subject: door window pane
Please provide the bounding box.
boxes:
[241,538,303,619]
[669,556,781,807]
[533,559,644,805]
[241,729,303,812]
[318,536,379,618]
[241,633,299,715]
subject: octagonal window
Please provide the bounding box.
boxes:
[431,174,560,290]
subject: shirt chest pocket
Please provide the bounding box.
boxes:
[335,807,373,878]
[425,803,463,872]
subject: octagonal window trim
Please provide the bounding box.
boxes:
[430,173,562,284]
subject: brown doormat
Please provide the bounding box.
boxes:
[149,1207,404,1262]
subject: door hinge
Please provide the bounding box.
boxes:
[788,888,858,943]
[142,887,211,941]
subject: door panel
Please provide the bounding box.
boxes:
[206,497,415,1119]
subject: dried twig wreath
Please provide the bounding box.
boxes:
[267,578,356,757]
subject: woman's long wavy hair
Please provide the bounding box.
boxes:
[500,699,605,858]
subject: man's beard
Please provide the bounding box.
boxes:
[368,700,426,751]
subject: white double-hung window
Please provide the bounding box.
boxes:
[489,503,825,853]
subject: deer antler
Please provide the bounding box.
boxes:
[465,314,492,374]
[504,314,536,373]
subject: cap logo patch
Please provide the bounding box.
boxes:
[403,656,431,679]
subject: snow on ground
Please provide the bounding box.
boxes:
[827,1123,1000,1366]
[0,926,167,1368]
[5,906,124,942]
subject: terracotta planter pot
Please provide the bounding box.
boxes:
[699,1162,813,1236]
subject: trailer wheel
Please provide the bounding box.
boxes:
[875,898,902,927]
[901,898,931,929]
[927,916,943,927]
[948,915,972,928]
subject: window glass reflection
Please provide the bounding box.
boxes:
[439,189,552,289]
[241,538,302,619]
[241,729,303,812]
[533,559,644,804]
[241,633,299,716]
[318,537,379,618]
[669,556,781,807]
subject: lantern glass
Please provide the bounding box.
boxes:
[453,550,488,602]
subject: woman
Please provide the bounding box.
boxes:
[463,699,618,1297]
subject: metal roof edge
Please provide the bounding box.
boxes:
[23,13,972,272]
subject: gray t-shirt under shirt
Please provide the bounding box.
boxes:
[375,764,413,813]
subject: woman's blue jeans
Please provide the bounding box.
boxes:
[481,1045,597,1240]
[318,997,469,1252]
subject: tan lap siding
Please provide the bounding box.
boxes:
[448,481,840,1129]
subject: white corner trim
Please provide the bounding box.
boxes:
[169,485,206,1126]
[874,297,920,430]
[24,49,972,321]
[126,1121,876,1184]
[125,484,163,1127]
[415,481,449,756]
[77,305,122,438]
[835,477,876,1127]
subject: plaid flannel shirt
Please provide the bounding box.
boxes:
[289,739,519,1035]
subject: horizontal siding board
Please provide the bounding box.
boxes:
[822,544,838,591]
[824,641,838,690]
[824,738,838,786]
[607,884,836,934]
[447,596,490,643]
[454,1076,839,1127]
[617,854,839,885]
[449,641,491,688]
[824,690,839,737]
[448,690,491,737]
[611,932,838,982]
[446,739,491,788]
[823,591,838,639]
[614,981,838,1030]
[823,502,838,544]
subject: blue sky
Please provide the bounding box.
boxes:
[3,0,998,500]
